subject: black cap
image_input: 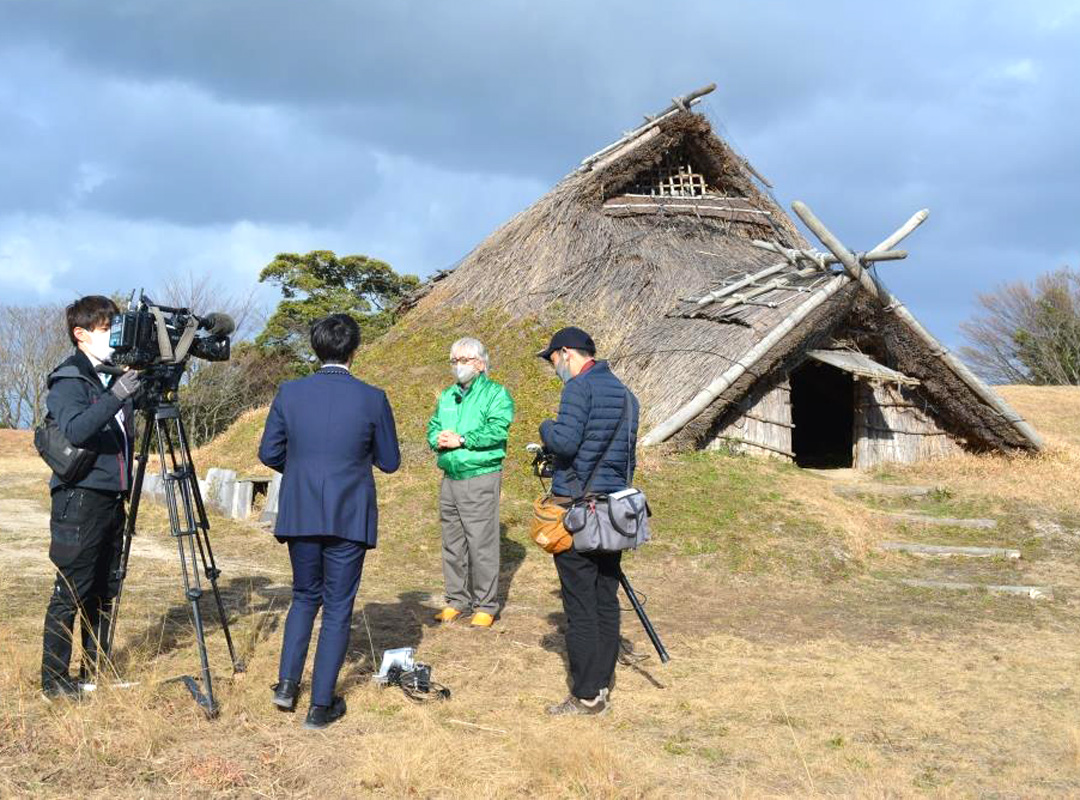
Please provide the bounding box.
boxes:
[537,326,596,360]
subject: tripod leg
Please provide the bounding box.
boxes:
[156,411,218,717]
[175,530,217,716]
[618,570,670,664]
[173,414,244,673]
[102,411,154,666]
[192,531,244,673]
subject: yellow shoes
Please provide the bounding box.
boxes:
[434,608,495,627]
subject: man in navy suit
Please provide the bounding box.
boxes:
[258,313,400,729]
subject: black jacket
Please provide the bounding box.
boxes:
[539,361,639,497]
[45,350,134,494]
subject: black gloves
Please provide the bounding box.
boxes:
[110,370,142,401]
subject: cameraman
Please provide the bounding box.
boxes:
[538,327,639,716]
[41,296,141,699]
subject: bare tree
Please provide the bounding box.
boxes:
[179,346,295,446]
[0,305,71,428]
[960,267,1080,385]
[156,270,263,341]
[149,271,281,446]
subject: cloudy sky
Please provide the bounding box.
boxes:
[1,1,1077,346]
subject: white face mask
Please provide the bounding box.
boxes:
[84,328,114,363]
[555,352,573,383]
[453,363,478,385]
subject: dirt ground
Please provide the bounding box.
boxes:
[4,395,1080,798]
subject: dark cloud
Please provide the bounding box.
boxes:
[0,0,1077,345]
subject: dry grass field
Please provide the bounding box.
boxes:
[4,368,1080,796]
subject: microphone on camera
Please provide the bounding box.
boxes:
[198,312,236,336]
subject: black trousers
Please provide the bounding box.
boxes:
[553,547,622,699]
[41,487,125,688]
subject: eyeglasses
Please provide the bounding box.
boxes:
[449,356,478,365]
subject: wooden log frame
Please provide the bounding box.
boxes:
[579,83,717,171]
[860,425,954,438]
[741,410,795,428]
[808,350,921,386]
[690,266,836,317]
[792,201,1044,451]
[602,198,772,223]
[750,240,909,269]
[692,277,796,316]
[691,261,795,306]
[712,436,795,459]
[641,210,930,446]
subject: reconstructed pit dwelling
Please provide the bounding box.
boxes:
[404,85,1041,468]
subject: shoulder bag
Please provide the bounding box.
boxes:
[562,391,651,553]
[527,393,629,555]
[34,415,96,485]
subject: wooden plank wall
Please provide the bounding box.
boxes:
[854,381,962,469]
[706,379,793,461]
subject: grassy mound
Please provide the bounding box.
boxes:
[198,308,566,476]
[196,309,1080,581]
[198,307,863,577]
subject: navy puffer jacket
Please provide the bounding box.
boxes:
[539,361,639,497]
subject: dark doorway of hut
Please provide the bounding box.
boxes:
[790,361,854,468]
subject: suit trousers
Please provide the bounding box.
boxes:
[439,471,502,614]
[554,547,622,700]
[279,536,366,706]
[42,487,125,689]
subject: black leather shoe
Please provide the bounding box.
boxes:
[271,679,299,711]
[303,696,346,730]
[42,676,82,702]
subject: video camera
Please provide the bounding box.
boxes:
[110,292,234,371]
[525,442,554,479]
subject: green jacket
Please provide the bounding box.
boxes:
[426,372,515,480]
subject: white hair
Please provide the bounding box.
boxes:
[451,337,490,371]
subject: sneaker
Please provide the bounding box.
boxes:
[545,693,609,716]
[434,607,463,623]
[271,679,299,711]
[303,696,347,730]
[470,611,495,628]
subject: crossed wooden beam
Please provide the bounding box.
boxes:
[641,203,1044,449]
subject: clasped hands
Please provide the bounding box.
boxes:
[436,430,465,450]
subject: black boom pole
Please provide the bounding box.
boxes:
[618,569,669,664]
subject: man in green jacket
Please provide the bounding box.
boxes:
[427,337,515,627]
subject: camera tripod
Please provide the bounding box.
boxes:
[104,391,244,717]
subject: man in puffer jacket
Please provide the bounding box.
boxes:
[427,337,514,627]
[538,326,639,717]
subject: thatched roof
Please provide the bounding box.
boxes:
[407,97,1040,454]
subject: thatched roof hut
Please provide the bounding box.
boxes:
[407,87,1041,468]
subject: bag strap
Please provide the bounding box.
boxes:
[572,390,630,501]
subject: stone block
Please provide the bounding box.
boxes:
[204,468,237,517]
[232,480,254,519]
[260,474,282,525]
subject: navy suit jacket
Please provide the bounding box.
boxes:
[258,367,401,546]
